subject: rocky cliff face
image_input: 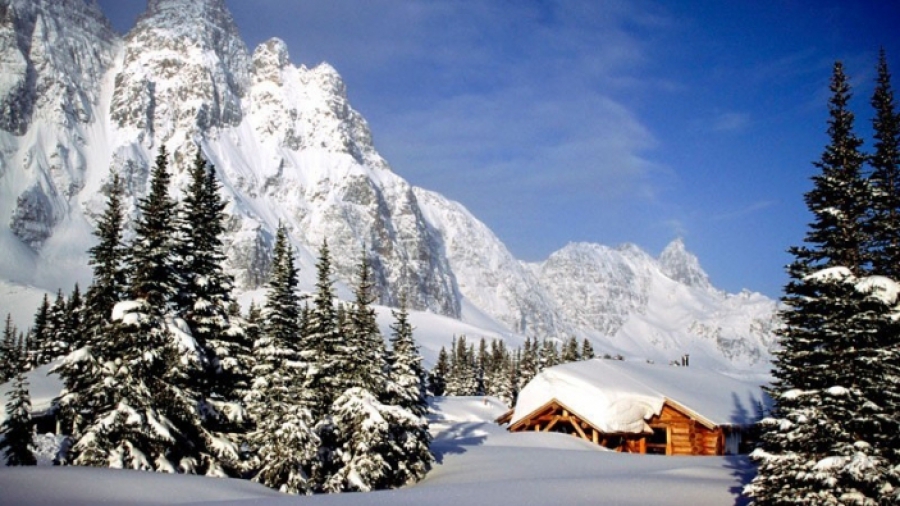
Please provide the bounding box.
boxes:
[0,0,779,368]
[0,0,117,250]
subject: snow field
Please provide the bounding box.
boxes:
[1,395,754,505]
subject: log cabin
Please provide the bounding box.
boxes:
[496,358,769,456]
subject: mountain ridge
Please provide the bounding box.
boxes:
[0,0,779,370]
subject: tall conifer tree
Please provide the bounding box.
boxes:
[385,297,428,417]
[40,289,68,365]
[28,295,50,369]
[55,173,125,439]
[345,249,387,397]
[129,146,178,308]
[177,151,251,443]
[61,150,234,476]
[246,223,318,492]
[0,339,36,466]
[867,49,900,278]
[747,61,895,505]
[306,240,348,418]
[0,315,18,383]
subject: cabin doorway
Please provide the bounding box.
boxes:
[646,426,669,455]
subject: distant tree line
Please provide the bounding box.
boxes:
[746,50,900,504]
[0,148,431,494]
[429,334,596,407]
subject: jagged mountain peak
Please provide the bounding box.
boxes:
[143,0,236,27]
[252,38,290,83]
[0,2,778,371]
[0,0,116,133]
[658,238,711,290]
[112,0,250,147]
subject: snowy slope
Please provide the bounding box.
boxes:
[0,0,779,370]
[0,396,757,506]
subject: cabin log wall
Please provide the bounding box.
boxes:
[504,399,730,456]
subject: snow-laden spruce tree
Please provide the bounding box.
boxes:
[39,289,69,365]
[0,340,36,466]
[129,146,179,308]
[245,223,319,493]
[28,294,50,369]
[0,314,18,383]
[561,336,581,363]
[384,297,428,418]
[344,250,388,397]
[581,338,595,360]
[384,300,433,487]
[866,49,900,279]
[306,239,352,419]
[538,339,560,370]
[325,387,432,492]
[54,172,126,439]
[428,347,449,396]
[517,337,539,391]
[61,149,238,476]
[485,340,517,407]
[746,61,898,505]
[444,336,478,396]
[176,152,252,449]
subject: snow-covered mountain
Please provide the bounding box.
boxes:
[0,0,779,370]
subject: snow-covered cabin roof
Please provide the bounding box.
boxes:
[510,359,769,434]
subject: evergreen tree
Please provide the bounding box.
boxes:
[61,150,235,475]
[561,336,580,363]
[28,294,50,369]
[325,388,431,492]
[384,297,428,417]
[866,49,900,278]
[40,289,68,365]
[746,61,894,505]
[244,302,263,352]
[250,396,318,494]
[504,349,521,407]
[517,337,539,391]
[54,173,126,441]
[65,284,84,353]
[445,336,478,396]
[475,337,488,396]
[0,339,36,466]
[794,62,869,276]
[178,152,251,446]
[64,301,234,475]
[0,314,17,383]
[581,338,595,360]
[81,172,127,337]
[305,239,348,418]
[245,223,318,491]
[129,146,179,308]
[485,340,516,406]
[345,249,388,397]
[429,347,449,397]
[538,338,560,371]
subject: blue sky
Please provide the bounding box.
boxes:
[97,1,900,299]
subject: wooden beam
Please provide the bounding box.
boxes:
[544,415,562,432]
[570,418,589,440]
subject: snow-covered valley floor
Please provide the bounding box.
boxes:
[0,396,754,505]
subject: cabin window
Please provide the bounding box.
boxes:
[646,426,668,455]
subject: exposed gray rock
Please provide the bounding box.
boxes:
[10,183,56,250]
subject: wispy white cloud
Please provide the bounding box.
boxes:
[710,200,776,222]
[711,111,751,133]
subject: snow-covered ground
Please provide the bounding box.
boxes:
[0,396,755,505]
